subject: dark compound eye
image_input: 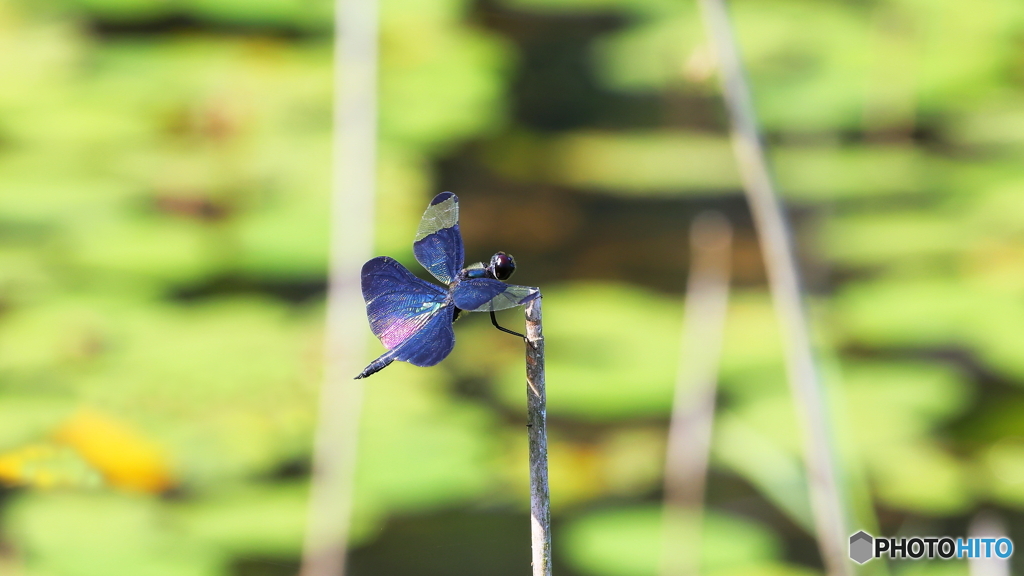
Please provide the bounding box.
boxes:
[491,252,516,281]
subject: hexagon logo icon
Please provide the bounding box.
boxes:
[849,531,873,564]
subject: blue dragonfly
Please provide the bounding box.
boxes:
[356,192,540,379]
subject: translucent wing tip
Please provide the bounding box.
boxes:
[430,191,457,206]
[511,286,541,308]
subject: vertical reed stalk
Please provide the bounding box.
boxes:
[969,512,1010,576]
[300,0,378,575]
[661,213,732,576]
[696,1,850,574]
[525,296,552,576]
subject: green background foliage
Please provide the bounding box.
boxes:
[0,0,1022,574]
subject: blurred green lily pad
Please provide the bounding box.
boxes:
[561,504,812,576]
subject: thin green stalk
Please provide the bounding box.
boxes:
[969,512,1010,576]
[661,213,732,576]
[696,1,850,574]
[300,0,378,574]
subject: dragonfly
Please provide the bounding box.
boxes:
[356,192,540,379]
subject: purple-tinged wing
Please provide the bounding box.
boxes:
[357,307,456,377]
[389,307,456,366]
[355,306,456,378]
[413,192,464,285]
[361,256,448,350]
[452,278,540,312]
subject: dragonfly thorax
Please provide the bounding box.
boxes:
[461,251,517,281]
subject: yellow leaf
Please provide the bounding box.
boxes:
[53,411,174,493]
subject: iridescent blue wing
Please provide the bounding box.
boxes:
[356,307,456,378]
[452,278,540,312]
[361,256,448,351]
[389,306,456,366]
[413,192,464,285]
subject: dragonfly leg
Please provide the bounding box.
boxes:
[490,310,531,346]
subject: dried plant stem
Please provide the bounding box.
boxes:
[525,296,552,576]
[696,1,850,575]
[300,0,378,575]
[969,512,1010,576]
[661,213,732,576]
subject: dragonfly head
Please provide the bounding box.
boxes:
[489,252,516,281]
